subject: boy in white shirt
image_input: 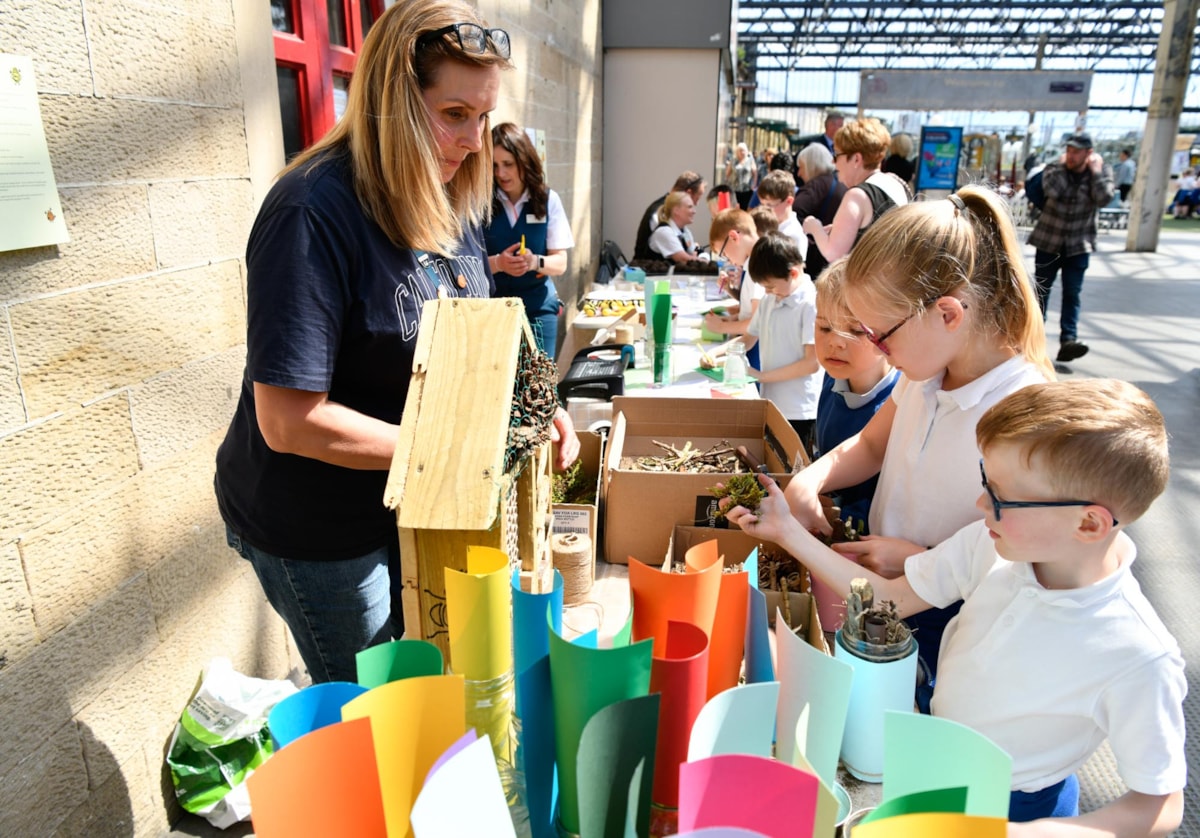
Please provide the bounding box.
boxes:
[742,233,822,453]
[756,171,808,262]
[727,379,1186,834]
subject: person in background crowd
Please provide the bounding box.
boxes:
[757,147,776,186]
[795,110,846,173]
[756,170,807,259]
[1027,132,1114,367]
[648,190,701,264]
[881,132,916,185]
[1171,168,1197,218]
[213,0,577,685]
[484,122,574,356]
[747,149,796,210]
[793,142,847,281]
[1114,148,1136,204]
[633,171,707,261]
[706,184,735,216]
[802,117,909,264]
[732,142,758,210]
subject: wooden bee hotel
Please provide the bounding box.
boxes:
[384,298,559,664]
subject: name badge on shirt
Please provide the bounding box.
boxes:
[526,214,547,224]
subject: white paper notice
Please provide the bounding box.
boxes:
[0,54,69,252]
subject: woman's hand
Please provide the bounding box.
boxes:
[833,536,925,579]
[802,215,826,236]
[494,242,537,275]
[550,407,580,472]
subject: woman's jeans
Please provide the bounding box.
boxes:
[1034,250,1089,344]
[226,527,402,684]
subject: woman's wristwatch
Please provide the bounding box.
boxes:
[537,255,545,271]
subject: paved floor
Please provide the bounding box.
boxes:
[170,225,1199,836]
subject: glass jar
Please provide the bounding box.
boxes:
[723,341,749,387]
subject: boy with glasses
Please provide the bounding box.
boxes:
[727,378,1185,831]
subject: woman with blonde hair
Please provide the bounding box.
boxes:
[786,186,1051,704]
[648,190,701,264]
[881,132,916,184]
[214,0,577,684]
[802,117,909,263]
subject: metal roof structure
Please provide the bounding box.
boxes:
[737,0,1200,112]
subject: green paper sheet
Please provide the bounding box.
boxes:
[356,640,443,689]
[862,787,969,824]
[882,711,1012,818]
[577,694,661,838]
[549,624,654,834]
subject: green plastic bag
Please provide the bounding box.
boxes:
[166,658,298,828]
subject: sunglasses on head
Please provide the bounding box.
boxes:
[417,23,511,59]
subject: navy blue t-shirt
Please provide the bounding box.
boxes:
[215,151,494,560]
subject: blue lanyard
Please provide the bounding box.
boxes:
[415,250,450,298]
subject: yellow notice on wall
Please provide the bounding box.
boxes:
[0,54,69,252]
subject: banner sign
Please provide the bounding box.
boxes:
[916,127,963,192]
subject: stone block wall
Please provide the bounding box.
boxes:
[0,0,602,834]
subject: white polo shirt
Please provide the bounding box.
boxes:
[738,269,766,321]
[777,212,808,261]
[495,188,575,250]
[906,521,1187,794]
[746,277,820,420]
[648,219,696,260]
[870,356,1047,545]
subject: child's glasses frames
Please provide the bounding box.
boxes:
[417,23,511,59]
[860,296,942,356]
[979,460,1117,525]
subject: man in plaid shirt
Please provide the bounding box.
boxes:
[1027,132,1115,366]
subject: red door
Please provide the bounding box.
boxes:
[270,0,384,158]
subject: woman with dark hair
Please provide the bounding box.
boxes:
[484,122,575,355]
[214,0,577,684]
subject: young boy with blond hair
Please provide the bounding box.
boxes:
[728,378,1186,832]
[812,258,898,526]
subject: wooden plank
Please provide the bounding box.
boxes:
[397,298,527,530]
[383,299,442,510]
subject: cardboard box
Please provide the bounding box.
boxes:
[602,397,807,565]
[667,525,784,574]
[764,591,829,655]
[551,430,604,569]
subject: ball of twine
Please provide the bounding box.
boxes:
[552,532,592,605]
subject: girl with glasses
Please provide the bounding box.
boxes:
[214,0,577,684]
[783,186,1053,700]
